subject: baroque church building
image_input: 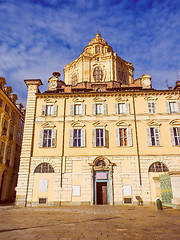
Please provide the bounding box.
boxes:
[16,33,180,207]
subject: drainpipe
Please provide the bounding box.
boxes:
[132,93,142,185]
[61,92,66,188]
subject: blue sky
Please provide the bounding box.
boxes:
[0,0,180,106]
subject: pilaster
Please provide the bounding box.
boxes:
[16,79,42,207]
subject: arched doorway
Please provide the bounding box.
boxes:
[148,162,169,203]
[89,157,114,205]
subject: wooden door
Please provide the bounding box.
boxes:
[102,185,107,204]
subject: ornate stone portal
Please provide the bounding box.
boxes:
[89,157,114,205]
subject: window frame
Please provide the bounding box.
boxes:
[93,66,104,82]
[147,101,156,114]
[147,127,161,146]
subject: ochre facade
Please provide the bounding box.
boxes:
[16,34,180,207]
[0,77,24,203]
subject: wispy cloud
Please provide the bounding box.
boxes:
[0,0,179,105]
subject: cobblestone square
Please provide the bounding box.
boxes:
[0,205,180,240]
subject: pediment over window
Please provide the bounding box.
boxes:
[71,121,85,128]
[144,95,157,101]
[169,119,180,126]
[72,97,85,102]
[115,96,128,102]
[93,121,107,128]
[93,96,106,102]
[116,120,131,127]
[165,94,179,100]
[41,122,56,128]
[147,120,161,126]
[44,98,57,103]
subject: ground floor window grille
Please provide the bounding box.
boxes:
[149,162,168,172]
[34,163,54,173]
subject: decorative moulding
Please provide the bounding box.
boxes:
[147,120,161,126]
[169,119,180,126]
[165,94,179,101]
[116,120,131,127]
[93,96,106,102]
[144,95,158,101]
[115,96,128,102]
[71,121,85,128]
[41,122,56,128]
[93,121,107,128]
[44,98,57,103]
[72,97,85,102]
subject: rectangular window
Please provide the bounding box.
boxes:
[118,103,126,114]
[169,102,177,113]
[74,104,82,115]
[147,102,156,114]
[73,129,81,147]
[173,127,180,146]
[149,127,160,146]
[43,130,52,147]
[46,105,54,116]
[0,98,3,107]
[96,104,103,115]
[96,129,104,146]
[119,128,127,146]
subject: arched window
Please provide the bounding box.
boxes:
[34,163,54,173]
[72,73,77,86]
[95,45,100,53]
[96,160,106,167]
[93,66,104,82]
[149,162,168,172]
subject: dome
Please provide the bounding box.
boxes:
[88,33,108,46]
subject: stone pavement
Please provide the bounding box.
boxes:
[0,205,180,240]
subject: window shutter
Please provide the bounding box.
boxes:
[38,130,44,147]
[105,129,109,147]
[52,129,57,148]
[169,127,175,146]
[152,102,156,113]
[154,127,161,146]
[53,105,57,116]
[92,128,96,147]
[166,102,170,113]
[177,101,180,113]
[114,103,118,114]
[70,104,74,116]
[81,129,86,147]
[42,105,46,116]
[103,103,107,115]
[146,128,152,146]
[127,128,133,146]
[82,104,86,115]
[125,103,130,114]
[92,104,96,115]
[69,129,73,147]
[115,128,120,146]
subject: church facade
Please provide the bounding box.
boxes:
[16,34,180,207]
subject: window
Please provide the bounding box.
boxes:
[93,66,103,82]
[70,104,85,116]
[115,128,132,147]
[147,102,156,114]
[166,101,180,113]
[42,104,57,116]
[114,103,130,114]
[74,104,82,115]
[170,127,180,146]
[69,129,85,147]
[149,162,168,172]
[95,45,100,53]
[92,128,108,147]
[72,73,77,86]
[146,127,161,146]
[5,104,10,114]
[92,103,107,115]
[34,163,54,173]
[39,129,56,148]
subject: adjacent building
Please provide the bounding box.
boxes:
[0,77,25,203]
[16,33,180,207]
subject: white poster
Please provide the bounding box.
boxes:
[39,179,48,192]
[123,185,131,196]
[72,185,81,196]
